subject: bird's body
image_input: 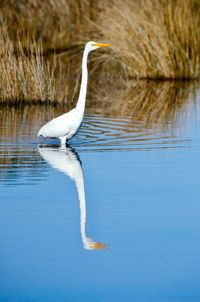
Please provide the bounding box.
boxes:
[37,109,81,145]
[37,41,111,146]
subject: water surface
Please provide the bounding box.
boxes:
[0,81,200,302]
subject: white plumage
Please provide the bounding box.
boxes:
[38,109,80,145]
[37,41,111,146]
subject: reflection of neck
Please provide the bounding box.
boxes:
[38,146,105,250]
[75,168,106,250]
[74,168,89,249]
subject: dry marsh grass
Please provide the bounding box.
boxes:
[0,19,71,103]
[0,0,100,103]
[99,0,200,80]
[0,0,96,51]
[0,0,199,103]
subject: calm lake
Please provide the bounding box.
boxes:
[0,81,200,302]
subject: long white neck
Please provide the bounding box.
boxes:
[76,48,89,117]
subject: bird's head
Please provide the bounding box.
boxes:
[86,41,111,52]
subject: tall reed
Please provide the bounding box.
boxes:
[1,0,96,51]
[0,0,199,103]
[0,18,71,103]
[98,0,200,80]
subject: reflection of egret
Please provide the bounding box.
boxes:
[37,41,111,146]
[38,145,106,250]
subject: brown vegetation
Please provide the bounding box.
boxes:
[0,0,199,103]
[0,0,96,50]
[99,0,200,80]
[0,18,71,103]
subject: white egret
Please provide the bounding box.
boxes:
[37,41,111,145]
[38,145,106,250]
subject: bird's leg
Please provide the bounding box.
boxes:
[60,136,67,146]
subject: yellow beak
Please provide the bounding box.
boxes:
[92,43,111,48]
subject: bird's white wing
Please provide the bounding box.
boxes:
[38,108,79,138]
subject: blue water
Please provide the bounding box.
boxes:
[0,85,200,302]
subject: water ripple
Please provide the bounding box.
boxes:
[0,112,192,185]
[71,114,190,152]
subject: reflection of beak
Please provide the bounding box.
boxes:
[93,43,111,48]
[89,242,107,250]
